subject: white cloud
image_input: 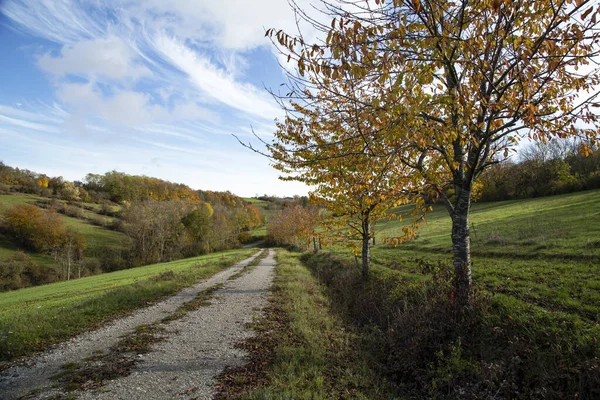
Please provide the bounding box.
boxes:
[154,35,281,119]
[0,0,316,196]
[0,0,104,44]
[38,36,152,82]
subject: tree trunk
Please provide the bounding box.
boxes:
[361,217,370,280]
[451,189,472,312]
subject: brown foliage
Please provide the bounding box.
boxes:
[2,204,66,252]
[267,205,320,249]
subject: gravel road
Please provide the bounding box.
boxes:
[0,249,276,399]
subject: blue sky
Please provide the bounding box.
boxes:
[0,0,315,197]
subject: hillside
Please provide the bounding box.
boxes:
[0,166,267,292]
[0,193,128,268]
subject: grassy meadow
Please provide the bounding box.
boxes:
[301,189,600,397]
[0,248,255,362]
[365,189,600,323]
[0,193,127,264]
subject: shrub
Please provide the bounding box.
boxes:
[2,204,66,251]
[63,205,85,219]
[238,231,254,244]
[0,252,58,291]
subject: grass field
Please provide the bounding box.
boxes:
[0,248,256,362]
[298,190,600,397]
[0,193,127,263]
[375,189,600,259]
[355,189,600,323]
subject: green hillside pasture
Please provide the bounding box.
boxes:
[0,248,255,362]
[0,194,126,264]
[0,193,44,208]
[375,189,600,260]
[362,190,600,322]
[60,214,127,255]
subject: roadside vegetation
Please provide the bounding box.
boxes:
[218,249,397,399]
[0,248,254,363]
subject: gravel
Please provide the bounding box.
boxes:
[0,249,274,400]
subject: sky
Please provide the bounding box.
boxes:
[0,0,317,197]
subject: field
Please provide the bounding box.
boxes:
[363,189,600,322]
[0,248,255,362]
[375,189,600,260]
[307,189,600,396]
[0,193,128,264]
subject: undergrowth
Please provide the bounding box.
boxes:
[301,252,600,400]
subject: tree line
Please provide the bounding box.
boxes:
[479,140,600,202]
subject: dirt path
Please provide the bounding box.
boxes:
[0,249,276,399]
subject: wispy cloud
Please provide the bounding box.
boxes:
[0,0,318,196]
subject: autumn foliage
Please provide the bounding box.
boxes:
[267,205,320,250]
[2,204,66,252]
[265,0,600,309]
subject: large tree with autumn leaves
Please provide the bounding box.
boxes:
[265,0,600,310]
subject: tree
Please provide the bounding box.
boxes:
[266,0,600,310]
[269,78,426,278]
[122,200,193,264]
[52,230,86,280]
[2,204,66,252]
[58,181,80,201]
[267,205,320,250]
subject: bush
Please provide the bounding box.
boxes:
[2,204,66,251]
[0,252,57,291]
[96,247,132,272]
[81,257,102,276]
[238,231,254,244]
[62,205,85,219]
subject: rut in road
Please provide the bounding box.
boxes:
[0,249,275,400]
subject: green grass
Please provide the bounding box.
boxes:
[0,193,44,208]
[0,193,127,263]
[341,190,600,322]
[0,248,256,362]
[376,189,600,260]
[60,214,127,254]
[242,250,397,399]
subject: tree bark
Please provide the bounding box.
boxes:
[451,189,473,312]
[361,217,370,280]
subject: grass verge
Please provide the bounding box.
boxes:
[0,249,256,363]
[215,249,398,399]
[300,252,600,399]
